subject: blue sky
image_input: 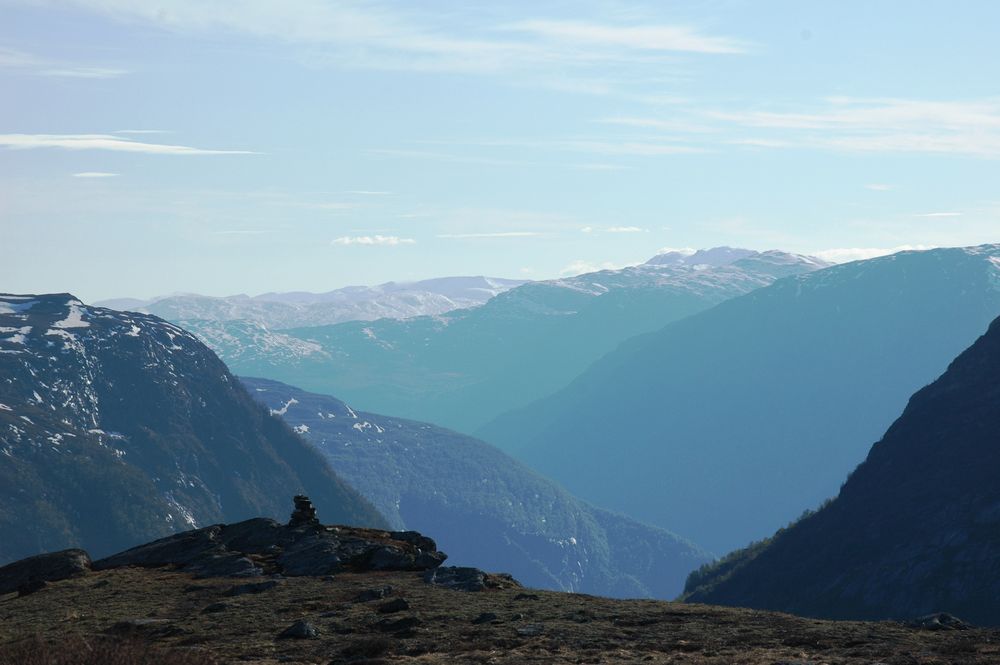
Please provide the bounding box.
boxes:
[2,0,999,300]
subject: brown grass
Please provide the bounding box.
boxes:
[0,635,218,665]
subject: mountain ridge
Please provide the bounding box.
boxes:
[683,312,1000,625]
[0,293,385,564]
[478,244,1000,554]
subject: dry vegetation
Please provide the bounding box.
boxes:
[1,567,998,664]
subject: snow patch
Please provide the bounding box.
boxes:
[293,424,310,434]
[52,300,91,329]
[0,298,37,315]
[269,397,298,416]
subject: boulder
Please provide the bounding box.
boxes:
[422,566,521,592]
[0,549,91,595]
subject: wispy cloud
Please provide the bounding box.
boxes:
[606,225,645,233]
[25,2,745,84]
[72,171,119,178]
[437,231,541,239]
[559,259,629,276]
[0,134,257,155]
[504,20,748,54]
[913,211,962,218]
[812,245,936,264]
[344,190,391,195]
[212,229,271,235]
[710,97,1000,158]
[331,235,415,246]
[0,46,127,78]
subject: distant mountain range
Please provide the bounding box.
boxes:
[179,248,827,433]
[684,313,1000,625]
[479,245,1000,555]
[96,276,526,329]
[0,294,385,564]
[242,376,711,599]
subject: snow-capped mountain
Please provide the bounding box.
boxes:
[180,248,829,433]
[243,376,710,599]
[0,294,384,564]
[480,244,1000,555]
[97,276,527,329]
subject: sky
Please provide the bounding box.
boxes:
[2,0,999,301]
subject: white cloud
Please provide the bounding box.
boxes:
[606,225,646,233]
[708,97,1000,158]
[0,134,257,155]
[344,190,391,195]
[27,2,745,80]
[39,67,129,78]
[331,235,415,246]
[72,171,119,178]
[655,246,696,256]
[913,212,962,218]
[437,231,541,239]
[0,46,128,78]
[580,226,594,234]
[504,20,748,54]
[559,259,625,276]
[812,245,936,264]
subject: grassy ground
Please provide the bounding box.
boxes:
[1,567,997,664]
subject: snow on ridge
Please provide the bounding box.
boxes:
[0,298,38,315]
[52,300,91,329]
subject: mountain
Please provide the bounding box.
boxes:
[0,294,385,565]
[183,249,826,434]
[479,245,1000,555]
[97,276,526,329]
[241,377,710,599]
[683,313,1000,625]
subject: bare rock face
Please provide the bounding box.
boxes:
[91,496,447,579]
[0,549,92,595]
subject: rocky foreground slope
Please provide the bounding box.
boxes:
[0,294,384,564]
[1,499,996,664]
[683,312,1000,625]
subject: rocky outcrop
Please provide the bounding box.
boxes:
[0,549,92,595]
[92,497,446,578]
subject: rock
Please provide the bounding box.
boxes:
[907,613,973,631]
[356,585,394,602]
[374,616,421,635]
[92,526,223,571]
[288,495,319,527]
[0,549,91,595]
[227,580,281,596]
[277,619,319,639]
[377,598,410,614]
[0,498,453,584]
[202,602,230,614]
[472,612,499,625]
[107,618,185,638]
[516,624,544,637]
[514,592,540,601]
[422,566,521,592]
[185,552,262,578]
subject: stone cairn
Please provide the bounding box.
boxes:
[289,495,319,527]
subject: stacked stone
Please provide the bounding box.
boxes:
[289,495,319,527]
